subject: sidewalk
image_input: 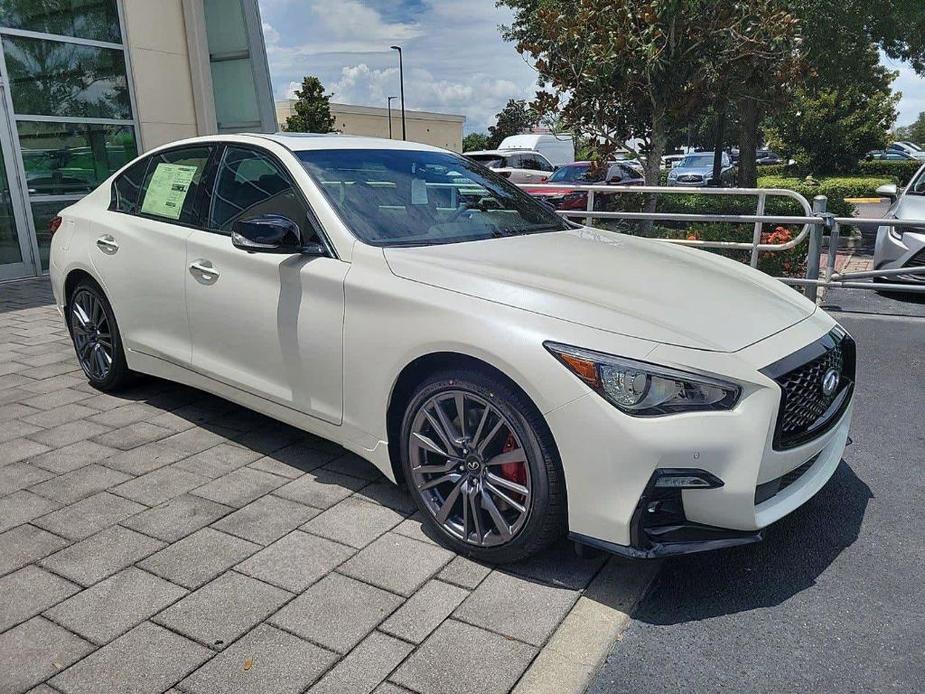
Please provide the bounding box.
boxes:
[0,278,652,694]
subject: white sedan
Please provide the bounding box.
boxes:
[48,134,855,562]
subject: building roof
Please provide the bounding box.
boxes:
[275,100,465,123]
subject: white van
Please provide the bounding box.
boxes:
[498,133,575,166]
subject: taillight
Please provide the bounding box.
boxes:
[49,216,63,236]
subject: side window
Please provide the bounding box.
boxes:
[535,156,555,172]
[110,156,151,214]
[137,146,213,225]
[521,155,542,170]
[503,154,522,169]
[209,146,317,243]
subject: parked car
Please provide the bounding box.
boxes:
[887,142,925,161]
[464,149,555,184]
[756,150,783,166]
[666,152,736,187]
[521,161,644,210]
[50,134,855,562]
[873,164,925,288]
[866,149,916,161]
[497,133,575,166]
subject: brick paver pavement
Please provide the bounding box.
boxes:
[0,278,611,694]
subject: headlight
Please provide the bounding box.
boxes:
[545,342,740,416]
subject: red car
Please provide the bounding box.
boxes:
[522,161,644,210]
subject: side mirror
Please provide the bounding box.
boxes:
[876,183,898,202]
[232,214,302,254]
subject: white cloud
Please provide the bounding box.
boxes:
[259,0,538,131]
[887,58,925,126]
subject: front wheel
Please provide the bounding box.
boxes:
[67,279,134,391]
[400,369,567,563]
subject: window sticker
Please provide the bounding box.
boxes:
[140,163,198,220]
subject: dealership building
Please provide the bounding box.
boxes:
[0,0,276,281]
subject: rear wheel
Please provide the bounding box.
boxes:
[67,280,133,391]
[400,369,566,563]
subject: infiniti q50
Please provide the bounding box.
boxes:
[49,134,855,562]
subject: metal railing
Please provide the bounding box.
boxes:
[519,183,925,300]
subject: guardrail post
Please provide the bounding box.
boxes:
[803,196,827,302]
[826,219,841,283]
[750,192,766,268]
[585,189,595,227]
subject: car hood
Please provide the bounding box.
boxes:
[384,227,816,352]
[894,194,925,221]
[672,166,717,177]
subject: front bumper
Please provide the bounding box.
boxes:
[546,313,853,557]
[873,227,925,283]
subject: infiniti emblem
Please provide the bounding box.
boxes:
[821,368,840,397]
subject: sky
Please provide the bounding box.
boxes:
[258,0,925,134]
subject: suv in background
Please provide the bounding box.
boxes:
[666,152,736,187]
[464,149,555,183]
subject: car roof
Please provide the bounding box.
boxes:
[145,132,451,155]
[464,149,541,156]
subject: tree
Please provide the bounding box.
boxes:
[500,0,799,189]
[284,76,336,133]
[896,113,925,145]
[765,59,898,173]
[463,132,491,151]
[487,100,538,149]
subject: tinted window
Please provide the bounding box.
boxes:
[137,147,213,224]
[210,146,316,241]
[466,154,503,168]
[110,156,151,213]
[2,36,131,119]
[520,155,550,171]
[0,0,122,42]
[298,148,569,247]
[548,164,593,183]
[18,121,137,196]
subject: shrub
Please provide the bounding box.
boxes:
[857,160,922,185]
[757,175,893,218]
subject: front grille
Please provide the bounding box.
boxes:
[678,174,703,182]
[754,453,820,504]
[762,330,856,450]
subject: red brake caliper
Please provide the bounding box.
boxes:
[499,433,527,488]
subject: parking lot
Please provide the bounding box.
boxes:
[2,273,923,694]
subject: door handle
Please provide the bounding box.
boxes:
[96,235,119,254]
[189,260,219,281]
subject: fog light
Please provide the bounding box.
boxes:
[652,470,724,490]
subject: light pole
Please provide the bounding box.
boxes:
[387,96,398,139]
[390,45,406,140]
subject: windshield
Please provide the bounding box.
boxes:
[547,164,597,184]
[298,149,570,247]
[680,154,715,168]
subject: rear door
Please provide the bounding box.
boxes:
[90,145,215,365]
[185,144,347,424]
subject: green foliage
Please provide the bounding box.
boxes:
[764,65,899,174]
[284,76,336,134]
[857,160,922,185]
[463,133,491,152]
[894,112,925,145]
[487,100,538,149]
[757,176,893,217]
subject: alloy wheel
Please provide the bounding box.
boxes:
[408,389,532,547]
[70,289,114,381]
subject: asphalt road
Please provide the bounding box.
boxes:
[589,313,925,693]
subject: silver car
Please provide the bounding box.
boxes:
[666,152,736,187]
[873,166,925,287]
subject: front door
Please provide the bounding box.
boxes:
[0,84,36,280]
[185,145,347,424]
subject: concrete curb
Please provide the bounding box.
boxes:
[512,558,661,694]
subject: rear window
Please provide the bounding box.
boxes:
[466,154,504,168]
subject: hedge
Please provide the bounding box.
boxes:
[756,175,893,218]
[857,160,922,185]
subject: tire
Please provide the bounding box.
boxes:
[399,368,567,563]
[67,279,134,392]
